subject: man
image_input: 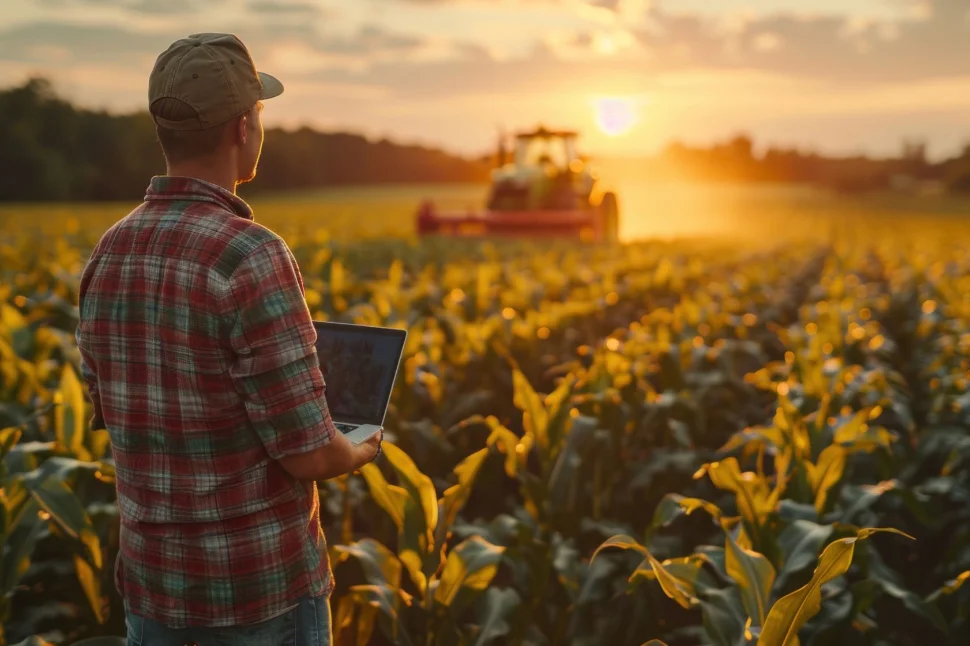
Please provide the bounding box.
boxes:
[75,33,380,645]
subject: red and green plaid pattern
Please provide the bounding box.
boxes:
[76,176,336,628]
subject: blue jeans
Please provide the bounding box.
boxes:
[124,595,332,646]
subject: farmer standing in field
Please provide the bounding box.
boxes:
[75,33,380,645]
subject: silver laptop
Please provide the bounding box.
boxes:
[312,321,407,444]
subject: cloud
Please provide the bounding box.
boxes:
[37,0,210,13]
[247,0,324,15]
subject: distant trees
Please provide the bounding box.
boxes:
[0,77,491,202]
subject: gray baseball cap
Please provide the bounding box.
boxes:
[149,33,283,131]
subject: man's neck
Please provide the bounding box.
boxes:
[166,163,237,194]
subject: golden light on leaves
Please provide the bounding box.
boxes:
[922,300,937,314]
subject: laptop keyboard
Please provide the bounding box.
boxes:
[335,423,358,433]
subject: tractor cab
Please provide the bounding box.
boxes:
[489,126,595,212]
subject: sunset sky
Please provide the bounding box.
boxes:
[2,0,969,160]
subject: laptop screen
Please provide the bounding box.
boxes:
[312,322,407,426]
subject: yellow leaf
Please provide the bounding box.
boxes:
[485,417,522,478]
[359,463,409,531]
[433,537,504,607]
[57,364,88,459]
[758,528,913,646]
[400,549,428,597]
[805,445,845,514]
[512,368,549,452]
[382,442,439,546]
[438,448,489,540]
[594,535,696,610]
[702,458,774,526]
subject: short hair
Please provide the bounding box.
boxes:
[152,97,229,164]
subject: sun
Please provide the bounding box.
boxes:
[593,97,639,137]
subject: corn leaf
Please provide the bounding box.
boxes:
[723,519,776,626]
[594,535,696,609]
[0,426,21,461]
[75,552,104,624]
[775,520,834,590]
[434,536,505,607]
[359,463,408,531]
[472,587,521,646]
[334,538,402,590]
[56,364,89,460]
[485,418,522,478]
[348,584,414,646]
[926,570,970,603]
[0,499,44,596]
[25,474,92,541]
[437,448,489,546]
[758,527,914,646]
[651,494,724,531]
[696,458,771,526]
[512,368,549,453]
[805,445,845,514]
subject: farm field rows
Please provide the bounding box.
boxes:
[2,187,970,645]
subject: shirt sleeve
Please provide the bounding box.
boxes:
[226,236,336,461]
[75,324,105,431]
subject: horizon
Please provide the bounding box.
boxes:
[3,0,969,162]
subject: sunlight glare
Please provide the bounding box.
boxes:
[593,97,639,137]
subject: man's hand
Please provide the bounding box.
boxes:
[278,425,384,482]
[353,429,383,469]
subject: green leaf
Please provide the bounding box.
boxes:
[472,587,521,646]
[775,521,833,590]
[334,538,402,589]
[758,527,914,646]
[434,536,505,607]
[547,414,598,513]
[0,499,44,596]
[25,473,93,541]
[347,584,414,646]
[437,448,489,547]
[723,520,775,626]
[359,462,408,531]
[512,368,549,454]
[697,586,747,646]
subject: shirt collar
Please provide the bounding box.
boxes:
[144,176,254,220]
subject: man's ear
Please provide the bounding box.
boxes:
[237,114,249,145]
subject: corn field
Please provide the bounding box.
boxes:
[2,202,970,646]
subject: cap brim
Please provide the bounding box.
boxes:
[258,71,284,100]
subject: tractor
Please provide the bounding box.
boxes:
[416,126,620,243]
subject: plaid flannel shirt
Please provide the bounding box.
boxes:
[76,176,337,628]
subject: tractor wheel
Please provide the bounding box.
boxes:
[599,192,619,243]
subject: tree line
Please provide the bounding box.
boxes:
[2,76,970,203]
[0,77,491,202]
